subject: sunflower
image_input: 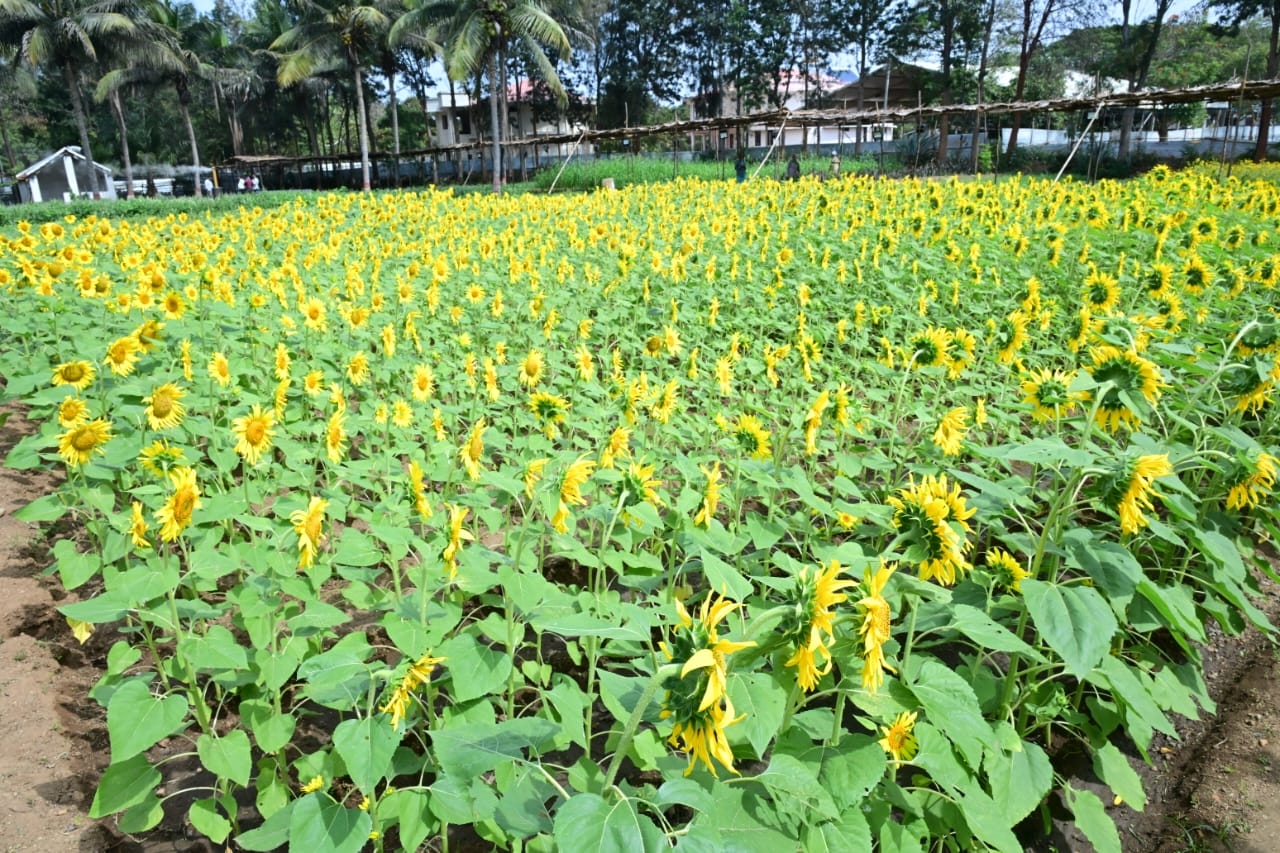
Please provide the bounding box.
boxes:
[128,500,151,549]
[1226,452,1279,511]
[990,312,1029,365]
[552,455,596,533]
[155,466,201,542]
[523,457,549,500]
[931,407,969,456]
[57,396,89,428]
[144,382,186,431]
[886,474,976,586]
[411,364,435,402]
[618,460,664,525]
[301,297,327,331]
[879,711,919,763]
[380,652,446,729]
[441,504,473,579]
[290,496,328,569]
[347,351,370,385]
[232,403,276,465]
[51,360,95,391]
[1020,367,1081,421]
[783,560,856,692]
[58,417,112,467]
[1101,453,1173,535]
[519,349,545,388]
[731,413,772,461]
[803,390,830,457]
[407,459,433,520]
[1084,345,1164,433]
[857,560,897,694]
[325,409,347,463]
[693,462,722,528]
[103,335,141,377]
[599,426,631,470]
[161,290,185,320]
[659,593,755,777]
[458,417,486,480]
[1081,267,1121,314]
[138,439,187,477]
[273,343,291,381]
[391,399,414,429]
[208,352,232,387]
[529,392,570,438]
[986,547,1030,593]
[1183,254,1213,293]
[134,319,164,352]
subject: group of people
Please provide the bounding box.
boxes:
[200,174,264,196]
[732,151,842,183]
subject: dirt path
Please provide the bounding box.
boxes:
[0,397,1277,853]
[0,403,114,851]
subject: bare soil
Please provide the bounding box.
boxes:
[0,399,1277,852]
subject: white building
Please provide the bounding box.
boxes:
[426,81,594,161]
[15,146,117,203]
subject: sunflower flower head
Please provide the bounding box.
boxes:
[552,455,596,533]
[857,560,898,694]
[659,592,755,777]
[1099,452,1173,534]
[379,652,446,730]
[155,466,201,542]
[51,360,95,391]
[459,417,487,481]
[931,407,969,456]
[1021,367,1081,422]
[783,561,856,692]
[879,711,919,763]
[1226,452,1279,511]
[986,547,1030,593]
[886,474,976,586]
[1085,345,1164,433]
[58,417,112,468]
[289,496,328,569]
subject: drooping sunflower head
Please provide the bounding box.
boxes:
[1220,360,1275,415]
[907,326,952,370]
[1082,268,1121,314]
[989,312,1029,365]
[1183,254,1214,294]
[1020,367,1081,422]
[985,548,1030,593]
[886,474,976,586]
[1238,319,1280,358]
[1084,345,1164,433]
[1096,452,1173,535]
[731,413,772,461]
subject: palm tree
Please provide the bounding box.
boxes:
[392,0,575,193]
[0,45,37,170]
[95,3,202,197]
[272,0,400,191]
[0,0,144,194]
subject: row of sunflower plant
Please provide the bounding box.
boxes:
[0,162,1277,852]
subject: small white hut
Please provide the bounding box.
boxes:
[15,146,116,203]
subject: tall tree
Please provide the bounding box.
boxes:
[96,0,218,196]
[890,0,985,165]
[1208,0,1280,161]
[1002,0,1097,154]
[1115,0,1175,160]
[594,0,682,128]
[394,0,573,193]
[273,0,399,191]
[0,0,145,193]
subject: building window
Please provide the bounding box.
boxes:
[754,131,761,147]
[459,112,471,135]
[441,112,449,130]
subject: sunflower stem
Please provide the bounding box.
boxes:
[601,663,680,792]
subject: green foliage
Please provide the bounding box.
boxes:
[2,163,1279,851]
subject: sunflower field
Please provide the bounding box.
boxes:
[1,164,1278,852]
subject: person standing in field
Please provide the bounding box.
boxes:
[735,153,747,183]
[785,154,800,180]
